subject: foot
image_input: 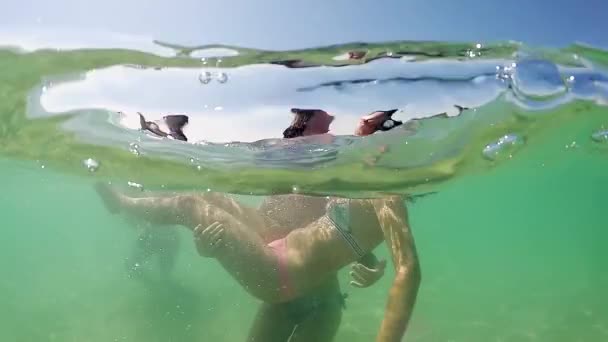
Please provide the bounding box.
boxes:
[95,182,122,214]
[193,222,225,258]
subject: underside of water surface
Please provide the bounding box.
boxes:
[1,39,607,341]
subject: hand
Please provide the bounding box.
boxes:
[362,145,389,167]
[349,259,387,288]
[378,144,389,154]
[193,222,225,257]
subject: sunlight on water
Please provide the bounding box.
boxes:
[0,37,607,341]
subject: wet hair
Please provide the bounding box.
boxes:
[375,109,403,132]
[283,108,319,138]
[377,118,403,131]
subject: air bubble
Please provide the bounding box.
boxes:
[496,64,515,81]
[591,130,608,142]
[41,82,53,93]
[197,165,202,171]
[129,143,141,156]
[199,71,212,84]
[482,134,524,160]
[292,186,299,193]
[127,181,144,191]
[200,57,207,65]
[476,43,482,49]
[217,72,228,83]
[83,158,99,172]
[189,157,196,163]
[512,59,565,99]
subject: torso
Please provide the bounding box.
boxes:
[284,198,385,291]
[257,194,328,241]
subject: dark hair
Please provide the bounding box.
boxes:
[376,109,403,132]
[283,108,318,138]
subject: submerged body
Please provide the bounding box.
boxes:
[96,184,420,341]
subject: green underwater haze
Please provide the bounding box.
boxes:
[0,40,607,341]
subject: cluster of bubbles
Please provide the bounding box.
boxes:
[466,43,483,59]
[127,181,144,191]
[189,157,203,171]
[482,127,605,162]
[82,158,99,172]
[129,142,141,156]
[592,129,608,143]
[482,134,524,161]
[496,62,516,82]
[199,71,229,84]
[198,58,229,85]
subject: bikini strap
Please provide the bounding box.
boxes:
[327,199,366,258]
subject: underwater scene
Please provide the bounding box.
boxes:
[1,37,607,341]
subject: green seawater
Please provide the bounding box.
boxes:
[1,41,608,341]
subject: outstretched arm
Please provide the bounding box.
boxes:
[371,196,421,342]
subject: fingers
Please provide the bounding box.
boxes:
[351,263,383,278]
[194,222,222,239]
[206,223,223,238]
[193,222,225,257]
[350,270,368,286]
[209,238,223,252]
[210,225,225,245]
[349,280,365,288]
[349,259,387,289]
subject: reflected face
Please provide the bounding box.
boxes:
[305,110,335,135]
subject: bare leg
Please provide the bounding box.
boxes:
[289,302,342,342]
[96,183,262,231]
[246,304,296,342]
[97,183,272,236]
[97,183,287,301]
[96,182,197,226]
[288,277,343,342]
[193,220,287,302]
[193,201,381,301]
[247,275,343,342]
[199,192,266,228]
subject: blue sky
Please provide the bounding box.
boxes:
[2,0,607,50]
